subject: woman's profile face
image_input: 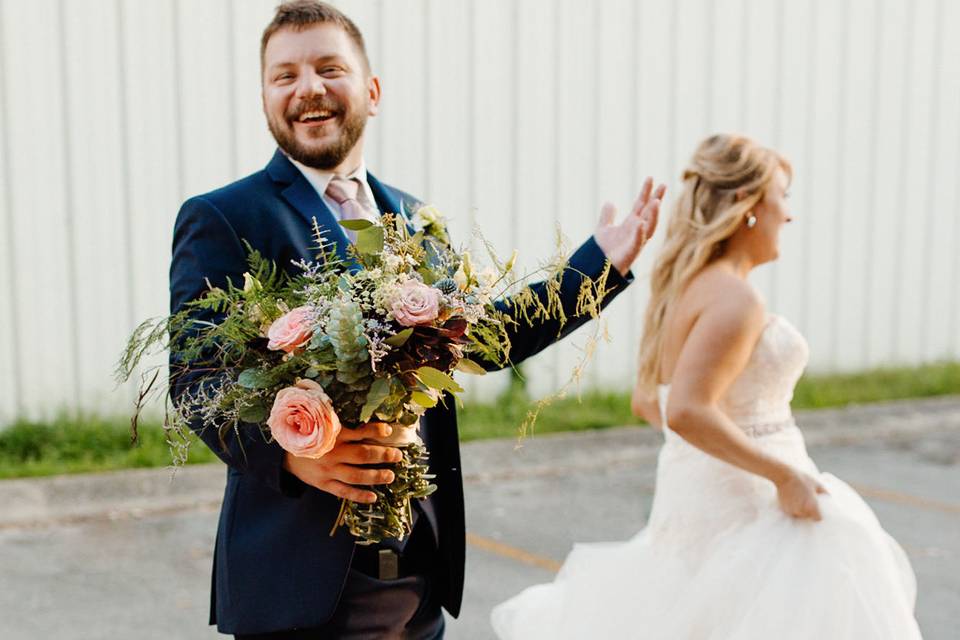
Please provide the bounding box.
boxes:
[752,167,793,262]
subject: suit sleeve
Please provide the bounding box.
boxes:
[479,235,634,371]
[169,197,305,497]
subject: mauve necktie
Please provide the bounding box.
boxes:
[325,176,373,243]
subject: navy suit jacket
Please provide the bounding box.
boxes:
[169,149,633,634]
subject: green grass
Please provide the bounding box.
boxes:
[2,361,959,479]
[0,414,215,479]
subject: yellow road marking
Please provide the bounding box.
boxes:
[466,485,960,574]
[852,484,960,515]
[466,532,562,573]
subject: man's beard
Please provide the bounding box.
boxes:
[268,96,367,170]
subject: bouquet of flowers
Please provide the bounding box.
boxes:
[117,205,612,544]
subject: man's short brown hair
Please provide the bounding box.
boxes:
[260,1,370,72]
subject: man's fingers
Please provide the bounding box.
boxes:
[631,177,654,215]
[597,202,617,228]
[320,480,378,504]
[640,198,661,242]
[334,464,395,486]
[341,443,403,465]
[339,422,393,442]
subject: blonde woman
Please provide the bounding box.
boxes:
[492,135,921,639]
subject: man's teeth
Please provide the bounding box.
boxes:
[299,110,334,122]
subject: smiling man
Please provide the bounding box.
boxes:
[169,2,663,638]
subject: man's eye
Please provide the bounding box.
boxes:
[276,73,294,81]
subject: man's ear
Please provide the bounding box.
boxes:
[367,75,382,117]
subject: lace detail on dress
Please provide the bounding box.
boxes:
[660,314,809,439]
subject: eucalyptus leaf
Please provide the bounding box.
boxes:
[356,225,385,255]
[339,219,375,231]
[238,368,273,389]
[359,378,392,423]
[239,400,268,424]
[414,366,464,393]
[410,390,438,408]
[455,358,487,376]
[384,328,414,347]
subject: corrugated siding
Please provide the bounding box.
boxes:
[1,0,958,422]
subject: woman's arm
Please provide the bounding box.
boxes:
[666,280,824,519]
[631,387,662,429]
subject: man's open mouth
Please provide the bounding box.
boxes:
[295,110,337,124]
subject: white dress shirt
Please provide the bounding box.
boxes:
[288,157,380,224]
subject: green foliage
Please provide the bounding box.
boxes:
[0,414,215,479]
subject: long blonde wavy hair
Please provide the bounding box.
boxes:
[636,134,792,395]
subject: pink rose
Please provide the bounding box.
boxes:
[267,306,314,353]
[391,281,441,327]
[267,379,341,459]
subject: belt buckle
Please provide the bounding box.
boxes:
[378,549,399,580]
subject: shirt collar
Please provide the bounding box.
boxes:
[288,157,370,198]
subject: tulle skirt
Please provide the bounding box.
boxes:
[491,425,922,639]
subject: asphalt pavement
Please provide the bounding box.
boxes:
[1,396,958,639]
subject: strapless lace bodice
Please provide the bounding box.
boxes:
[659,314,809,437]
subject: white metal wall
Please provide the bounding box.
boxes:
[1,0,959,423]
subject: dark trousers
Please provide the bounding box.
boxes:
[234,569,444,639]
[235,519,444,640]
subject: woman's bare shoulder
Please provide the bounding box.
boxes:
[682,265,765,319]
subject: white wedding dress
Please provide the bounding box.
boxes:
[491,314,922,639]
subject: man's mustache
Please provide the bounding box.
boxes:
[287,97,342,121]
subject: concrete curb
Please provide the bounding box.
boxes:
[2,396,958,529]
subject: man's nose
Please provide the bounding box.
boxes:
[294,69,325,99]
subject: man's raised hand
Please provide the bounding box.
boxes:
[594,177,667,276]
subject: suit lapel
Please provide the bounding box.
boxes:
[266,149,351,263]
[367,171,417,235]
[266,150,419,262]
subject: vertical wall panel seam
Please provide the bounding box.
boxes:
[667,0,678,179]
[738,0,750,129]
[56,0,82,409]
[626,0,642,368]
[509,0,519,252]
[114,0,137,407]
[800,0,818,337]
[466,0,477,239]
[0,0,23,415]
[550,1,562,390]
[226,0,238,180]
[829,0,850,368]
[768,0,785,311]
[422,0,432,202]
[704,0,715,132]
[890,1,915,361]
[375,0,385,170]
[588,0,600,388]
[171,0,185,201]
[919,0,944,359]
[952,23,960,358]
[862,0,884,366]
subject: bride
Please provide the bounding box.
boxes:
[491,134,922,639]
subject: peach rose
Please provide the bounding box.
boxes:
[391,280,441,327]
[266,379,341,458]
[266,306,314,353]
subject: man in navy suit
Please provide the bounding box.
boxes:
[170,2,665,637]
